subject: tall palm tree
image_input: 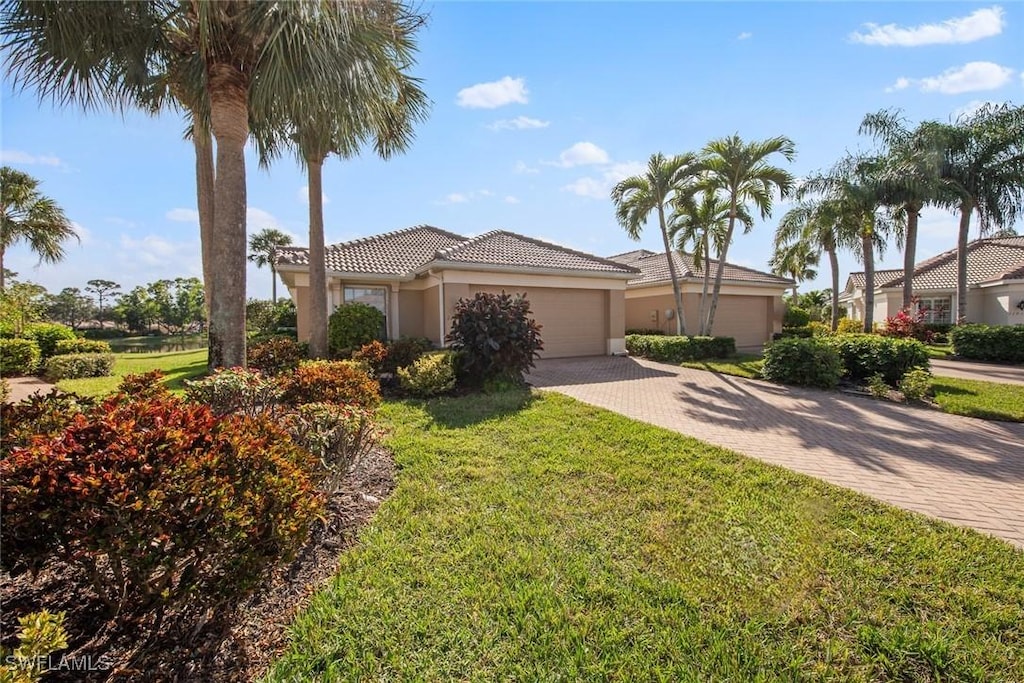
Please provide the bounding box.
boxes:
[0,166,76,292]
[859,109,945,309]
[774,200,849,331]
[248,228,293,304]
[925,104,1024,322]
[700,134,796,335]
[669,190,749,335]
[769,239,818,300]
[611,153,702,335]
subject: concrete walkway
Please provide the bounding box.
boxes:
[530,356,1024,548]
[4,376,56,403]
[931,358,1024,386]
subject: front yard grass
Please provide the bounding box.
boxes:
[55,348,207,397]
[932,376,1024,422]
[679,354,764,379]
[267,391,1024,681]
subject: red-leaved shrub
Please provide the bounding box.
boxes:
[247,336,308,376]
[352,340,388,376]
[278,360,380,409]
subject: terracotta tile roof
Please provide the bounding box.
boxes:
[607,250,792,288]
[847,236,1024,291]
[847,270,903,290]
[435,231,638,274]
[275,225,637,277]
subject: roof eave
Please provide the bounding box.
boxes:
[418,258,638,280]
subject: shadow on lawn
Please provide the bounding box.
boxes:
[424,388,536,428]
[161,358,209,391]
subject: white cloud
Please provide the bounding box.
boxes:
[119,234,199,269]
[456,76,528,109]
[70,222,92,246]
[487,116,550,131]
[296,186,331,205]
[437,192,470,205]
[551,141,610,168]
[850,6,1004,46]
[477,189,494,197]
[514,160,540,175]
[0,149,65,168]
[165,208,200,223]
[953,99,998,119]
[561,177,607,199]
[737,32,752,40]
[561,161,645,200]
[886,62,1014,95]
[104,216,137,229]
[603,161,646,184]
[504,195,520,204]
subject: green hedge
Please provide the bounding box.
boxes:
[625,335,736,362]
[828,334,929,385]
[23,323,77,359]
[54,338,113,355]
[762,337,843,389]
[328,303,385,356]
[44,353,116,381]
[0,338,42,375]
[950,324,1024,363]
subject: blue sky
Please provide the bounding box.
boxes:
[2,2,1021,299]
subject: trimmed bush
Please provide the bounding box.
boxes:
[0,338,41,375]
[625,334,736,362]
[352,340,388,376]
[23,322,76,359]
[625,328,665,336]
[384,337,434,373]
[247,336,308,376]
[761,337,843,389]
[783,306,811,328]
[328,303,385,356]
[950,324,1024,363]
[398,351,457,397]
[43,353,115,381]
[279,360,381,409]
[0,392,323,615]
[185,367,282,419]
[837,318,863,335]
[282,402,380,494]
[53,337,112,355]
[446,292,543,386]
[829,334,929,385]
[779,326,814,339]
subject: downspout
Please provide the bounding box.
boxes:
[438,272,446,347]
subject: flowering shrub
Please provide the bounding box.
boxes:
[0,389,96,458]
[53,338,112,355]
[0,338,41,375]
[282,402,381,494]
[247,336,308,376]
[1,392,322,615]
[352,340,388,376]
[185,367,282,418]
[328,303,384,356]
[43,352,115,381]
[398,351,457,397]
[384,337,434,373]
[279,360,380,409]
[880,303,933,343]
[446,292,543,386]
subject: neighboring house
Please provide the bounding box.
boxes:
[275,225,638,358]
[840,236,1024,326]
[608,249,792,350]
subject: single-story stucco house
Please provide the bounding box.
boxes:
[276,225,792,358]
[840,236,1024,326]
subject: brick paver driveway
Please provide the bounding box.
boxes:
[530,356,1024,548]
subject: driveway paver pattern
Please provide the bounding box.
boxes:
[530,356,1024,548]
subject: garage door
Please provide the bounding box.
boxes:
[706,295,768,349]
[472,286,607,358]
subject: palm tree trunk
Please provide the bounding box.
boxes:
[270,264,277,304]
[862,230,875,333]
[705,200,737,336]
[827,246,840,331]
[699,235,710,336]
[956,201,973,324]
[657,204,686,335]
[0,246,6,292]
[207,64,249,369]
[902,202,919,309]
[307,155,329,359]
[195,122,215,327]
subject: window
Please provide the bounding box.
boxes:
[917,297,951,324]
[343,286,388,338]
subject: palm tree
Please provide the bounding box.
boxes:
[669,190,749,335]
[774,200,848,331]
[926,104,1024,322]
[611,153,703,335]
[0,166,76,292]
[247,228,293,304]
[700,134,796,335]
[859,109,945,309]
[769,239,818,300]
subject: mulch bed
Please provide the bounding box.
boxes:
[0,446,397,682]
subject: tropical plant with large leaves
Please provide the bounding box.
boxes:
[611,153,702,335]
[248,228,293,304]
[0,166,77,292]
[700,135,796,335]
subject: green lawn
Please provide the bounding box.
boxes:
[932,376,1024,422]
[679,354,764,379]
[267,392,1024,681]
[925,344,955,359]
[56,348,207,397]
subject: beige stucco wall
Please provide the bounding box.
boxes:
[398,289,425,339]
[981,283,1024,325]
[623,293,701,334]
[624,291,780,350]
[293,286,310,342]
[422,284,441,345]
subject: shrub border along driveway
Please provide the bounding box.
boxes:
[529,355,1024,548]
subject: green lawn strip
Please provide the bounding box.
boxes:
[267,391,1024,681]
[55,348,207,396]
[931,377,1024,422]
[925,344,955,359]
[678,354,764,379]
